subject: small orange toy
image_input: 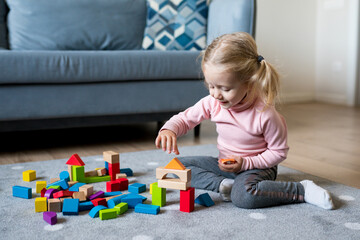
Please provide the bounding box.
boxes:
[220,158,236,165]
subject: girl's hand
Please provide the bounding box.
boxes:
[218,156,243,173]
[155,130,180,155]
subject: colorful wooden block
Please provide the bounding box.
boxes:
[156,167,191,182]
[72,166,85,182]
[41,188,47,197]
[66,153,85,166]
[68,165,73,181]
[68,182,86,191]
[43,212,57,225]
[106,194,126,208]
[180,187,195,213]
[67,181,78,187]
[35,197,47,212]
[135,204,160,215]
[48,198,62,212]
[152,182,166,207]
[23,170,36,182]
[13,186,31,199]
[116,178,129,191]
[128,183,146,194]
[121,194,146,209]
[97,168,107,176]
[91,198,107,207]
[83,175,111,183]
[195,193,215,207]
[79,185,93,198]
[164,157,185,170]
[103,151,120,164]
[59,171,70,182]
[120,168,133,176]
[44,189,59,199]
[73,191,87,202]
[79,201,94,211]
[114,202,128,215]
[89,191,105,200]
[36,181,47,193]
[106,181,121,192]
[89,205,107,218]
[47,185,61,190]
[104,191,122,197]
[158,178,191,191]
[53,190,75,198]
[99,209,118,220]
[62,198,79,215]
[108,162,120,181]
[220,158,236,165]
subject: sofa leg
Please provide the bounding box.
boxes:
[194,124,200,138]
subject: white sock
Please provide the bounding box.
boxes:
[219,178,234,202]
[300,180,335,210]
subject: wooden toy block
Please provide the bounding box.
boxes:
[97,168,107,176]
[59,171,70,182]
[150,182,154,195]
[158,179,191,191]
[180,187,195,213]
[72,166,85,182]
[120,168,133,176]
[47,179,69,190]
[103,151,120,164]
[47,185,61,190]
[43,212,57,225]
[60,197,72,203]
[156,167,191,182]
[35,197,47,212]
[106,181,121,192]
[66,153,85,166]
[79,201,94,211]
[151,182,166,207]
[135,204,160,215]
[91,198,107,207]
[106,194,126,208]
[104,191,122,197]
[68,165,73,181]
[220,158,236,165]
[73,191,87,202]
[50,178,60,183]
[48,198,62,212]
[99,208,118,220]
[23,170,36,182]
[13,186,32,199]
[128,183,146,194]
[115,178,129,191]
[114,202,128,215]
[89,191,105,200]
[115,173,127,179]
[164,157,185,170]
[85,170,98,177]
[195,193,215,207]
[44,189,59,199]
[53,190,75,198]
[68,182,86,191]
[79,185,93,198]
[121,194,146,209]
[41,188,47,197]
[105,161,109,171]
[108,162,120,181]
[89,205,107,218]
[83,175,111,183]
[67,181,78,187]
[36,181,47,193]
[62,198,79,215]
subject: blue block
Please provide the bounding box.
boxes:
[195,193,215,207]
[47,179,69,190]
[120,168,133,176]
[89,205,107,218]
[105,161,109,171]
[59,171,70,182]
[12,186,32,199]
[128,183,146,193]
[121,194,146,208]
[107,194,127,208]
[68,182,86,191]
[62,198,79,215]
[79,201,94,211]
[135,204,160,215]
[104,191,122,197]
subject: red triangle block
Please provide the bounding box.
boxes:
[66,154,85,166]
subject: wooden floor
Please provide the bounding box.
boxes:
[0,102,359,188]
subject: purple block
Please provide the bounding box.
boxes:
[44,189,59,199]
[43,212,57,225]
[89,191,104,200]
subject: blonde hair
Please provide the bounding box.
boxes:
[201,32,280,108]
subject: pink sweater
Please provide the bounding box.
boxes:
[161,95,289,172]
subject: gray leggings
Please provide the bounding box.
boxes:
[179,156,305,209]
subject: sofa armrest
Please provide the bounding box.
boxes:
[207,0,256,45]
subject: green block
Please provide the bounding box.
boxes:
[83,175,111,183]
[47,185,61,190]
[152,182,166,207]
[72,166,85,182]
[99,209,118,220]
[114,202,128,215]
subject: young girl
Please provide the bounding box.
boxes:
[155,32,334,210]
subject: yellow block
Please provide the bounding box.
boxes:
[23,170,36,182]
[36,181,47,193]
[35,197,47,212]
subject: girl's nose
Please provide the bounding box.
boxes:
[213,89,222,100]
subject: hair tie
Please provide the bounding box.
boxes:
[257,55,264,63]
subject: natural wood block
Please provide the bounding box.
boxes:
[79,185,93,198]
[72,191,86,202]
[115,173,127,179]
[85,170,98,177]
[97,168,107,176]
[50,178,60,183]
[156,167,191,183]
[103,151,119,164]
[48,198,62,212]
[158,179,191,191]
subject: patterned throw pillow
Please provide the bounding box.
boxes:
[142,0,208,51]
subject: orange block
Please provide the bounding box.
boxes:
[164,157,185,170]
[220,159,236,165]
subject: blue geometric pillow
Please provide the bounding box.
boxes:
[142,0,208,51]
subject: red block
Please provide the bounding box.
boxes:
[106,181,120,192]
[91,198,107,207]
[180,187,195,213]
[108,162,120,181]
[116,178,129,191]
[53,190,75,198]
[66,153,85,166]
[41,188,47,197]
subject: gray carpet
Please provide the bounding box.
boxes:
[1,144,359,240]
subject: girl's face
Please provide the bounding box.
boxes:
[204,63,248,109]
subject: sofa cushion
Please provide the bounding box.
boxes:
[0,0,8,49]
[6,0,147,50]
[0,50,203,84]
[142,0,208,51]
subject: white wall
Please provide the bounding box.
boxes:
[255,0,359,106]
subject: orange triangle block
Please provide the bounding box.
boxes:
[66,154,85,166]
[164,157,185,170]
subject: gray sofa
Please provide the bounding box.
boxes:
[0,0,255,132]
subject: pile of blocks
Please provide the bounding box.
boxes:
[12,153,215,225]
